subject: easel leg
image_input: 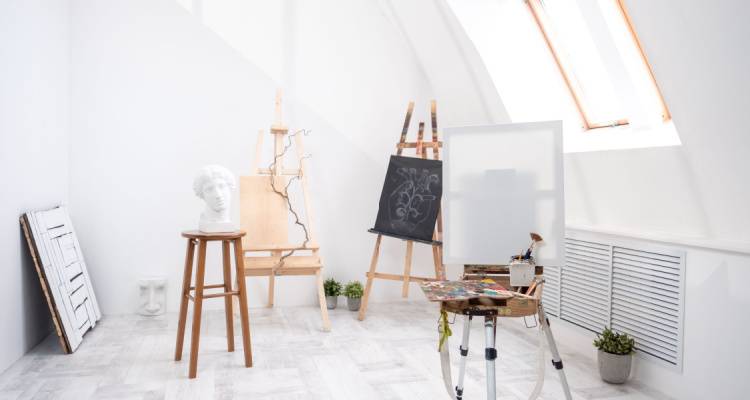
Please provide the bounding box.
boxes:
[268,250,280,308]
[539,305,572,400]
[456,315,472,400]
[267,274,275,307]
[432,244,443,280]
[315,269,331,331]
[402,240,414,297]
[358,235,382,321]
[484,316,497,399]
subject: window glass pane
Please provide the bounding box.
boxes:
[539,0,625,124]
[598,0,665,125]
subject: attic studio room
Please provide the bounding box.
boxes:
[2,0,749,399]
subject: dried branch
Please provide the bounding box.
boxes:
[267,129,312,269]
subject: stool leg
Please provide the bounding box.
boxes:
[188,240,208,379]
[233,238,253,367]
[222,240,235,352]
[175,239,195,361]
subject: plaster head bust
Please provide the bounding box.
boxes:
[193,164,237,232]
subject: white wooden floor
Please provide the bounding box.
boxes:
[0,301,671,400]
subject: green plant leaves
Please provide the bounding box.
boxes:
[593,327,635,355]
[324,278,342,297]
[344,281,364,299]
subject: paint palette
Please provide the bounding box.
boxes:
[420,280,514,302]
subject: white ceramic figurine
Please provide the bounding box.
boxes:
[193,164,237,233]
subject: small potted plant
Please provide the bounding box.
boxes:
[344,281,364,311]
[593,327,635,384]
[323,278,342,309]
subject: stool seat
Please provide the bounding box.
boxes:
[181,230,246,240]
[174,230,252,379]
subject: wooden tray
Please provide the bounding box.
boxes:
[439,264,545,318]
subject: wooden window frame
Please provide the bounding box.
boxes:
[526,0,671,131]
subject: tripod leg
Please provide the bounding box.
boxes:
[538,305,573,400]
[484,316,497,399]
[455,315,472,400]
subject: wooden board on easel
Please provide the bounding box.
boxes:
[358,100,445,321]
[238,90,331,331]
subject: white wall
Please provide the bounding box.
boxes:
[68,0,502,314]
[0,0,71,373]
[543,1,750,398]
[560,1,750,398]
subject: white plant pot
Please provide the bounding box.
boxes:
[326,296,338,309]
[347,297,361,311]
[597,350,632,384]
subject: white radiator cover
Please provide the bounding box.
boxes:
[542,231,686,370]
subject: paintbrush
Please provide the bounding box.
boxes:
[524,232,544,259]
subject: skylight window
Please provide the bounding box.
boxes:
[527,0,671,130]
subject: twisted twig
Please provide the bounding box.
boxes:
[267,129,312,269]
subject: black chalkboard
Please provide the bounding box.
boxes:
[371,155,442,243]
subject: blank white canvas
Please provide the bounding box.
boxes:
[443,121,564,266]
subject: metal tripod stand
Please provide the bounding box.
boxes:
[453,304,572,400]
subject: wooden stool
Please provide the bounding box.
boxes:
[174,230,252,379]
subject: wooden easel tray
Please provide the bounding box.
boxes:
[367,228,442,246]
[463,264,544,279]
[430,264,546,318]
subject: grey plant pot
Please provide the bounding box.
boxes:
[597,350,632,384]
[326,296,338,310]
[347,297,361,311]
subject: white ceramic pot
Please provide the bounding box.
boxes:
[597,350,632,384]
[326,296,338,310]
[347,297,361,311]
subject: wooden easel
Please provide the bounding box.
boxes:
[358,100,445,321]
[238,90,330,331]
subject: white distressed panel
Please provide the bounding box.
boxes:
[41,207,67,229]
[64,209,102,320]
[65,262,83,281]
[25,206,101,352]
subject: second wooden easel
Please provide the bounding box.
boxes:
[358,100,445,321]
[238,90,331,331]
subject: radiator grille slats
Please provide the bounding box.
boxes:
[611,246,683,368]
[560,238,610,332]
[548,236,685,370]
[541,265,560,316]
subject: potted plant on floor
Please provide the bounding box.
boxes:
[323,278,342,309]
[344,281,364,311]
[594,327,635,384]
